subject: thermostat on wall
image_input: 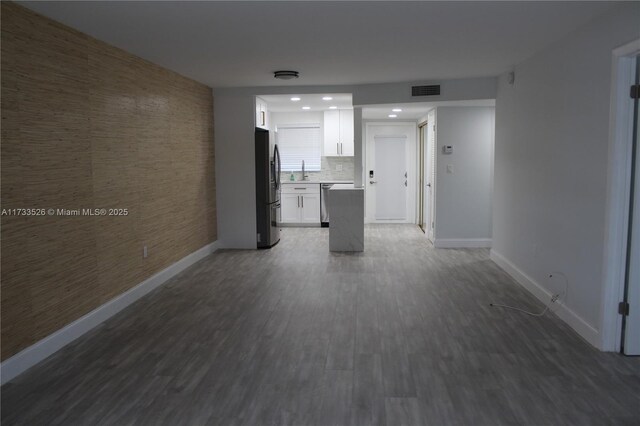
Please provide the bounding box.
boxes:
[443,145,453,154]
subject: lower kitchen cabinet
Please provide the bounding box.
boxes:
[280,183,320,225]
[281,193,302,223]
[300,193,320,223]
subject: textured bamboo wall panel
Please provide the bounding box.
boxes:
[1,3,216,360]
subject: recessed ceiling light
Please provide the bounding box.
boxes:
[392,108,402,112]
[322,96,333,101]
[388,114,397,118]
[329,106,337,109]
[302,106,311,110]
[290,97,301,101]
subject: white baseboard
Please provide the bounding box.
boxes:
[364,219,413,224]
[490,249,600,348]
[434,238,492,248]
[0,240,220,385]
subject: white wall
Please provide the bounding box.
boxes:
[215,78,496,248]
[492,2,640,347]
[417,111,430,125]
[214,93,257,249]
[270,111,324,129]
[352,77,497,106]
[434,107,495,245]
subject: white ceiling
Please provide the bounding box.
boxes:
[362,100,496,120]
[19,1,616,88]
[262,93,352,112]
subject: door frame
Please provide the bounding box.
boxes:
[425,110,437,243]
[418,116,435,239]
[601,38,640,352]
[364,122,417,224]
[418,122,426,232]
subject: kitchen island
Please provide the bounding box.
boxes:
[328,184,364,252]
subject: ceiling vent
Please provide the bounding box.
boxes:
[412,85,441,97]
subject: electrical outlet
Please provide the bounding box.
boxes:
[336,164,343,172]
[143,245,148,258]
[446,164,454,174]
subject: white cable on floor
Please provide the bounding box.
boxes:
[490,272,569,317]
[489,302,550,317]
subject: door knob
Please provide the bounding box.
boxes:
[426,183,431,187]
[370,180,377,184]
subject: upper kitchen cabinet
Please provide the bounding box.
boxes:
[339,109,354,156]
[323,109,354,156]
[256,96,269,129]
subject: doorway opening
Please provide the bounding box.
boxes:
[361,101,492,234]
[364,123,417,223]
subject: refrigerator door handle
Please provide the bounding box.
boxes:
[270,160,275,186]
[274,144,281,189]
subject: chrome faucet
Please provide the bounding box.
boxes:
[301,160,309,181]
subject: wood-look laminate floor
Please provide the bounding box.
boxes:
[2,225,639,426]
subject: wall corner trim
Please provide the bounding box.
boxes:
[434,238,492,248]
[0,240,220,385]
[489,249,601,349]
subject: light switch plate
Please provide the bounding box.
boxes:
[446,164,454,174]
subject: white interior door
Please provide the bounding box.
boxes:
[374,136,407,220]
[426,111,436,242]
[623,57,640,355]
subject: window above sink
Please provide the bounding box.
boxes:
[276,124,321,172]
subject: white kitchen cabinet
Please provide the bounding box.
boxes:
[323,109,353,156]
[280,193,301,223]
[339,110,354,156]
[279,183,321,225]
[323,110,340,156]
[300,193,320,223]
[256,96,268,129]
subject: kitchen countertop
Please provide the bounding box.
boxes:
[321,180,354,184]
[281,180,353,184]
[330,183,363,190]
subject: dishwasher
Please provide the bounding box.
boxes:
[320,183,333,227]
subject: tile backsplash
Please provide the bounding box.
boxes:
[281,156,354,182]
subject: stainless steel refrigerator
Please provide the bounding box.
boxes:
[255,128,281,248]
